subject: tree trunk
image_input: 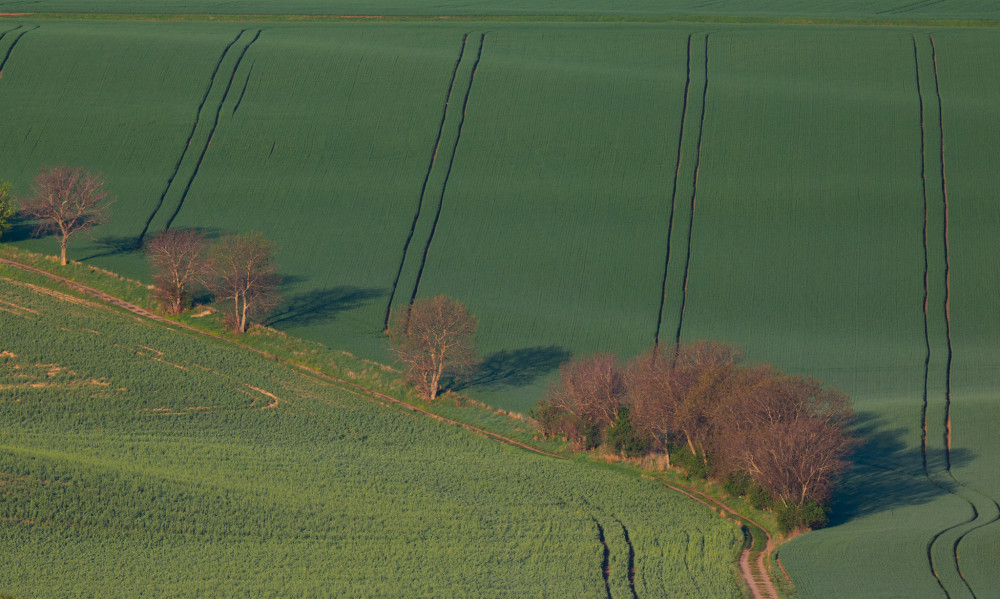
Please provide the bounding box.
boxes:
[685,431,698,458]
[59,237,68,265]
[239,293,248,333]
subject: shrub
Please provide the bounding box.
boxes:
[776,499,830,534]
[605,407,651,457]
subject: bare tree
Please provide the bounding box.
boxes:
[207,233,282,333]
[626,342,742,463]
[547,354,626,434]
[389,295,478,400]
[145,229,209,315]
[713,372,856,506]
[19,167,111,264]
[626,349,678,458]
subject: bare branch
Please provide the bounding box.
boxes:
[389,295,478,400]
[19,166,112,265]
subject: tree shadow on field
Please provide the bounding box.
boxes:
[265,283,386,328]
[1,214,38,243]
[450,345,572,392]
[81,227,225,261]
[824,410,976,527]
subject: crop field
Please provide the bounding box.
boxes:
[2,12,1000,598]
[4,0,1000,20]
[0,272,742,597]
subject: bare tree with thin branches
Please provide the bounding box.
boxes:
[207,233,282,333]
[389,295,478,401]
[145,229,209,315]
[19,167,112,265]
[547,354,627,432]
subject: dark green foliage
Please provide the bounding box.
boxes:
[776,500,830,534]
[528,399,565,438]
[605,407,650,457]
[0,180,14,241]
[671,446,713,481]
[722,472,773,511]
[722,471,752,496]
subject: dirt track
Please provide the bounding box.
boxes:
[0,255,783,597]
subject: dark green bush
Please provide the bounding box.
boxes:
[605,407,651,457]
[776,499,830,534]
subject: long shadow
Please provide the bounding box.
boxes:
[451,345,570,392]
[826,410,975,527]
[0,214,36,243]
[81,226,225,262]
[265,285,385,328]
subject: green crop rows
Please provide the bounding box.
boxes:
[2,13,1000,598]
[0,274,742,596]
[4,0,1000,20]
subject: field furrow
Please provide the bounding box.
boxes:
[672,33,709,347]
[383,32,469,330]
[231,60,253,115]
[653,33,693,348]
[0,23,34,77]
[612,516,639,599]
[162,29,262,230]
[592,519,612,599]
[406,33,485,307]
[136,28,249,245]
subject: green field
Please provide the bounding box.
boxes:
[4,0,1000,20]
[2,11,1000,598]
[0,272,742,597]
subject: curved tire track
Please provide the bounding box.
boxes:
[913,34,1000,599]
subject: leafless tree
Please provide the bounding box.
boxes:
[713,372,856,506]
[389,295,478,400]
[19,167,112,265]
[626,342,742,462]
[145,229,209,315]
[626,350,677,458]
[207,233,282,333]
[547,354,626,432]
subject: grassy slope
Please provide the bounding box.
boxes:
[3,15,1000,599]
[752,28,1000,596]
[408,23,688,412]
[934,28,1000,592]
[0,271,742,597]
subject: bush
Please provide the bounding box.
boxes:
[530,399,566,438]
[605,407,651,457]
[723,471,752,496]
[776,499,830,534]
[748,483,774,511]
[722,471,774,510]
[672,445,713,480]
[530,399,601,449]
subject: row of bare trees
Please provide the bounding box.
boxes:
[0,167,281,334]
[145,229,281,333]
[534,342,857,529]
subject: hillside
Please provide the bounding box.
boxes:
[2,9,999,598]
[0,264,743,597]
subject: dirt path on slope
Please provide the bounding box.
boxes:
[1,256,783,598]
[0,257,563,459]
[661,480,779,598]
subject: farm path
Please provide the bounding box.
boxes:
[661,480,779,598]
[0,255,782,599]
